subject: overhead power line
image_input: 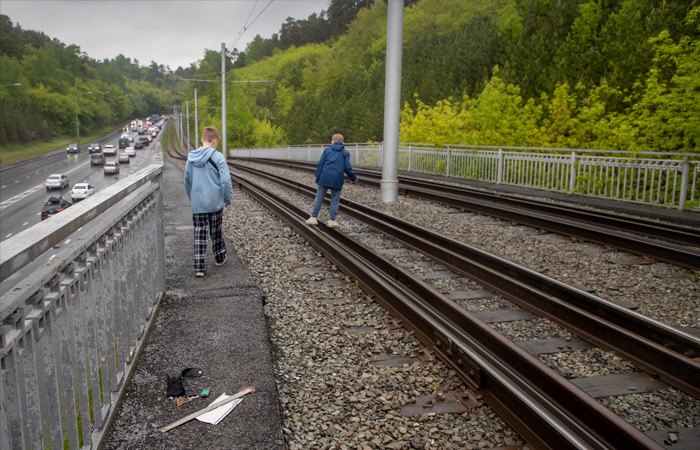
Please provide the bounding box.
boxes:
[229,0,275,51]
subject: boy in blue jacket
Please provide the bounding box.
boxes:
[305,134,358,228]
[184,126,232,277]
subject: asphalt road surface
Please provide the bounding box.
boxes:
[0,131,161,242]
[0,129,164,296]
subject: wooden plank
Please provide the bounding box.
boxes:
[159,387,255,432]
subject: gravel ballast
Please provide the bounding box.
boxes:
[189,158,700,449]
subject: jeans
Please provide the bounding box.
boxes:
[311,185,342,220]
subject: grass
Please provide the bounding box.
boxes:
[161,120,183,155]
[0,126,120,166]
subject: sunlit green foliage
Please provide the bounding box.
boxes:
[204,0,698,152]
[3,0,699,155]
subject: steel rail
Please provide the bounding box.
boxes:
[241,158,700,240]
[391,176,700,247]
[403,187,700,270]
[229,171,664,450]
[231,163,700,400]
[234,158,700,268]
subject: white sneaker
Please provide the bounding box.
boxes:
[305,216,318,225]
[326,219,339,228]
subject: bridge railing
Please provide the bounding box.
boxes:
[229,143,700,212]
[0,153,166,450]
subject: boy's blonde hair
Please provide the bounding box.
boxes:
[201,126,220,144]
[331,133,344,143]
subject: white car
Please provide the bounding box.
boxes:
[103,144,116,156]
[125,146,136,157]
[70,183,95,201]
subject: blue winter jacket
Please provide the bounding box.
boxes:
[315,142,357,189]
[184,146,232,213]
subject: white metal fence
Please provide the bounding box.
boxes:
[0,155,166,449]
[229,143,700,212]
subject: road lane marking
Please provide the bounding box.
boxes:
[0,184,45,211]
[0,161,88,212]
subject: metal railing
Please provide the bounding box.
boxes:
[229,143,700,212]
[0,154,166,449]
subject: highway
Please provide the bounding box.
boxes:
[0,129,162,242]
[0,126,164,295]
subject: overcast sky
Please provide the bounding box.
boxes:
[1,0,331,70]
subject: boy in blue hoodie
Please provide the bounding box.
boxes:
[184,126,232,277]
[305,134,357,228]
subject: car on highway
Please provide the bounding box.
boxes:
[66,143,80,154]
[90,152,105,166]
[45,174,70,190]
[138,137,150,146]
[103,161,120,175]
[41,196,71,220]
[118,153,130,163]
[70,183,95,202]
[133,141,143,150]
[103,144,117,156]
[124,146,136,157]
[88,143,102,153]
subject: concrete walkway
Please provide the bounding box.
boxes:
[102,156,283,449]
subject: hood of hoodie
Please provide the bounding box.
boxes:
[187,146,217,167]
[330,141,345,152]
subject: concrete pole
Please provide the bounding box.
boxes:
[381,0,404,203]
[179,106,184,150]
[75,95,81,149]
[221,43,227,156]
[186,101,190,150]
[194,88,199,147]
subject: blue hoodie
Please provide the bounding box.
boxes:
[315,142,357,189]
[184,146,232,213]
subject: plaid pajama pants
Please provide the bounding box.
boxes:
[192,209,226,272]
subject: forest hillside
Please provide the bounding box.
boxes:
[1,0,699,154]
[190,0,700,153]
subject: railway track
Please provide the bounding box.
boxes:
[169,150,700,448]
[234,158,700,271]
